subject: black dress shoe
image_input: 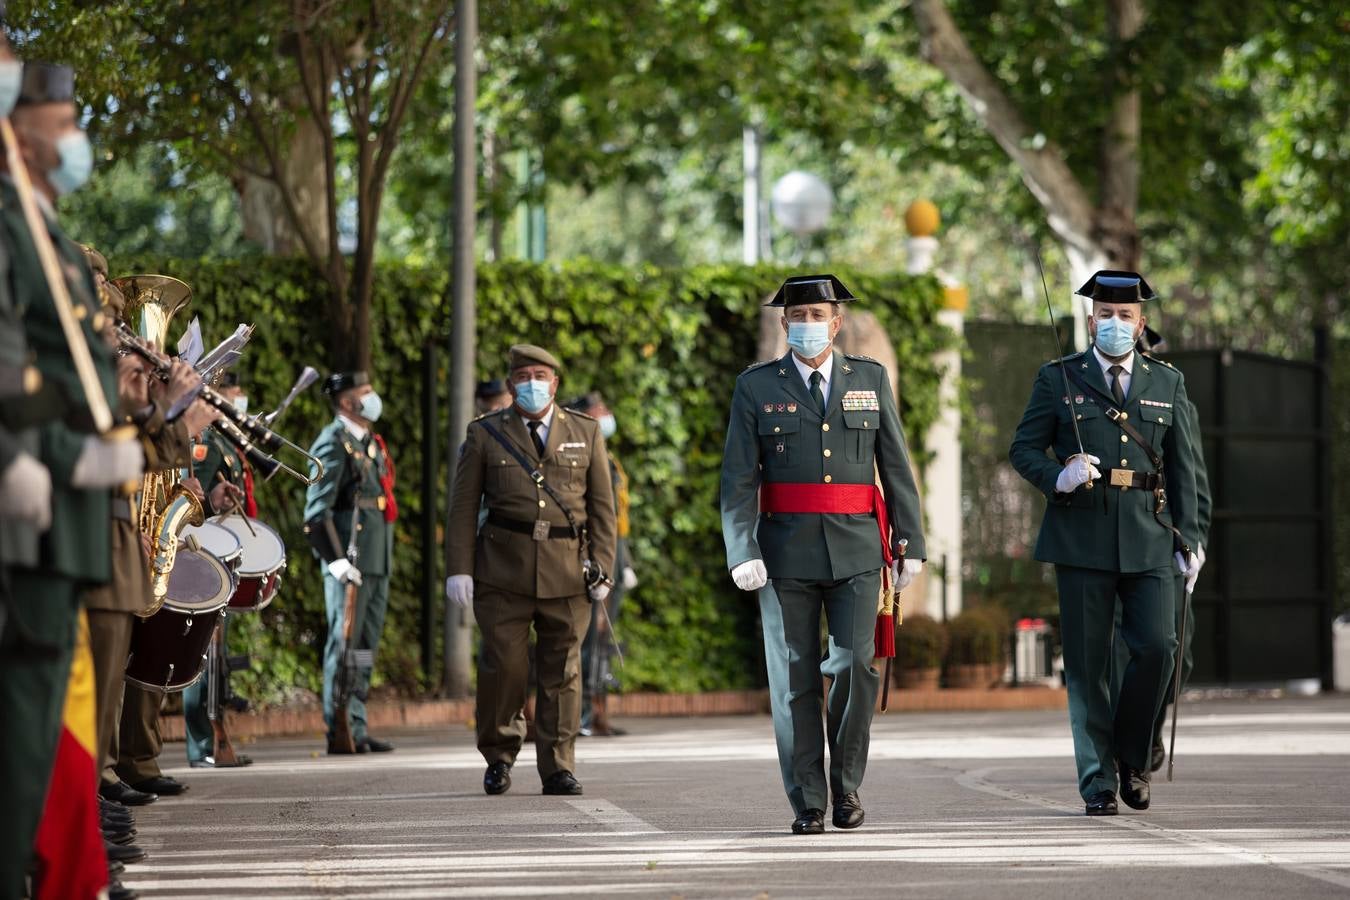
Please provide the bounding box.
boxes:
[1150,739,1167,773]
[792,808,826,835]
[1119,762,1151,810]
[357,736,395,753]
[103,825,138,845]
[190,754,254,768]
[104,839,147,864]
[99,780,157,807]
[131,776,187,796]
[832,791,865,829]
[109,878,139,900]
[541,770,583,796]
[483,762,512,796]
[1085,790,1118,816]
[100,804,134,826]
[108,860,125,878]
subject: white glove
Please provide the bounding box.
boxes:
[0,452,53,530]
[69,435,145,488]
[1174,551,1200,594]
[446,574,473,607]
[891,558,924,591]
[621,566,639,591]
[1055,454,1102,493]
[1196,543,1207,570]
[589,582,611,602]
[730,559,768,592]
[327,558,362,585]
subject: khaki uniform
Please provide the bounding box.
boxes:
[447,405,617,778]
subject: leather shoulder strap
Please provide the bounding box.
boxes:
[478,420,580,539]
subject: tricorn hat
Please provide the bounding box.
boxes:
[1075,270,1155,303]
[475,379,508,400]
[16,62,75,107]
[765,274,857,308]
[322,371,369,397]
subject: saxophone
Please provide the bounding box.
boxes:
[119,274,202,617]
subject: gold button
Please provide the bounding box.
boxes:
[538,500,546,508]
[356,524,363,532]
[1158,417,1165,423]
[823,449,832,458]
[1121,459,1128,466]
[1121,435,1129,443]
[1076,414,1083,420]
[863,420,869,427]
[774,426,781,433]
[73,305,87,320]
[822,424,830,432]
[23,366,42,395]
[92,312,106,331]
[500,459,506,464]
[823,475,833,483]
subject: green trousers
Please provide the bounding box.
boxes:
[1111,575,1192,748]
[0,572,79,900]
[322,570,389,743]
[759,571,881,815]
[182,615,230,764]
[1056,564,1176,800]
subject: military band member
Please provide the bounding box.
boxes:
[446,344,617,797]
[720,275,926,835]
[1009,270,1200,816]
[304,371,398,754]
[0,60,144,900]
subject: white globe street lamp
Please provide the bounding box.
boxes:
[771,171,834,241]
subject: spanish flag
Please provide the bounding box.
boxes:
[32,610,108,900]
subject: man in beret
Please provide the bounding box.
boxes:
[304,371,398,754]
[446,344,617,796]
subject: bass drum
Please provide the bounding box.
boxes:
[124,547,232,693]
[213,514,287,612]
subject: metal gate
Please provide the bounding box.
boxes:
[1169,349,1335,686]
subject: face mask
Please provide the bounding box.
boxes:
[514,379,553,415]
[49,130,94,197]
[359,391,383,423]
[1093,316,1138,358]
[0,61,22,118]
[233,396,249,415]
[786,320,833,359]
[598,414,616,439]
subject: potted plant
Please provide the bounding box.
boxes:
[894,614,948,690]
[945,607,1008,688]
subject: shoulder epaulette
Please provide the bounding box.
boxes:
[741,359,777,374]
[844,353,885,369]
[563,408,597,422]
[1054,350,1087,364]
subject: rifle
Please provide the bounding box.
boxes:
[330,502,366,754]
[1032,248,1094,489]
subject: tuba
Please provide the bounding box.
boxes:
[119,274,205,616]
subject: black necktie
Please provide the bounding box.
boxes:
[528,420,546,457]
[1108,364,1126,406]
[809,371,825,415]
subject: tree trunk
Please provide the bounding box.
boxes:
[234,114,330,256]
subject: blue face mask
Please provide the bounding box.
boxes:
[0,61,22,118]
[514,379,553,415]
[50,130,94,197]
[1093,316,1138,358]
[359,391,383,423]
[786,320,833,359]
[598,414,616,439]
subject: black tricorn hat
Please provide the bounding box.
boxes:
[1137,325,1166,353]
[475,379,508,400]
[1075,270,1155,303]
[322,371,369,397]
[764,274,857,308]
[16,62,75,107]
[217,371,242,389]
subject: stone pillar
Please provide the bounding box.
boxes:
[904,200,965,621]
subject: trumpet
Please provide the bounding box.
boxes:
[114,321,324,485]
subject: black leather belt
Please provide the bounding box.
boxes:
[1107,468,1162,491]
[486,512,578,540]
[110,497,133,522]
[338,496,387,512]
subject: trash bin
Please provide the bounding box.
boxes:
[1335,613,1350,693]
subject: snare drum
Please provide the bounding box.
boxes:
[124,547,233,693]
[180,521,243,576]
[213,514,287,612]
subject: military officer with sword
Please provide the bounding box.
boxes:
[720,275,926,835]
[1010,268,1201,816]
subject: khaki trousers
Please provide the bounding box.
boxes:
[474,584,590,779]
[85,608,134,787]
[115,683,165,784]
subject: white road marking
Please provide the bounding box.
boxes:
[564,798,662,833]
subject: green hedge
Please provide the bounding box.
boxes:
[115,255,949,703]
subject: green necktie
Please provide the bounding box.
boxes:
[809,371,825,415]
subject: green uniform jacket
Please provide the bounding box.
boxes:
[194,426,245,516]
[0,190,39,568]
[1008,349,1200,573]
[447,405,617,598]
[1,179,115,583]
[303,418,392,576]
[720,351,926,581]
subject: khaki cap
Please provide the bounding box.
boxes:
[508,344,562,373]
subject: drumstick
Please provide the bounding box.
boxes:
[214,471,257,538]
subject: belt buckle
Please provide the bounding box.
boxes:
[376,495,386,511]
[532,520,551,541]
[1110,468,1134,490]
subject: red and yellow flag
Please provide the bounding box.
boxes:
[32,610,108,900]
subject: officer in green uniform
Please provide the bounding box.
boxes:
[1010,270,1201,816]
[0,61,145,900]
[720,275,926,835]
[182,371,255,768]
[304,371,397,754]
[1110,326,1212,771]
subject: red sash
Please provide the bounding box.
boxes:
[372,433,398,523]
[759,482,892,566]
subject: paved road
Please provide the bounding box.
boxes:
[119,695,1350,898]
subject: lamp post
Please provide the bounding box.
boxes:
[771,170,833,260]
